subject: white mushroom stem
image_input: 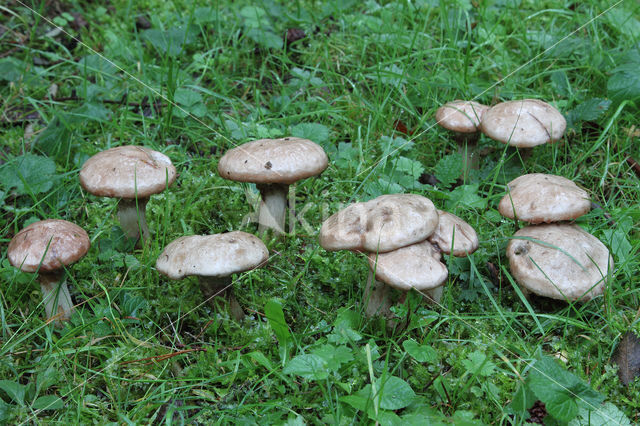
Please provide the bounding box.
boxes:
[256,184,288,235]
[198,276,244,321]
[117,198,150,242]
[424,286,443,304]
[39,271,74,325]
[364,270,393,318]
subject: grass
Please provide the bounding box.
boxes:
[1,0,639,423]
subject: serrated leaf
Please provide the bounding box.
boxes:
[569,98,611,121]
[445,184,486,210]
[31,395,64,410]
[283,354,328,380]
[402,339,437,363]
[291,123,330,144]
[546,394,579,423]
[607,55,640,103]
[0,153,57,195]
[569,402,632,426]
[462,351,496,377]
[434,154,463,189]
[311,344,353,372]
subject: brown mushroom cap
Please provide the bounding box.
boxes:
[156,231,268,280]
[506,224,613,301]
[79,146,177,199]
[428,210,479,256]
[498,174,591,224]
[319,194,439,253]
[435,100,489,133]
[8,219,90,273]
[217,137,328,185]
[367,240,448,291]
[480,99,566,148]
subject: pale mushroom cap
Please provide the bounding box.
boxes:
[428,210,479,256]
[368,240,448,291]
[498,174,591,224]
[480,99,566,147]
[435,100,489,133]
[8,219,90,273]
[506,224,613,301]
[156,231,268,280]
[218,137,328,185]
[80,145,177,199]
[319,194,439,253]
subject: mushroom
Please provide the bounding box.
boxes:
[156,231,268,320]
[435,100,489,177]
[7,219,90,324]
[79,145,177,243]
[498,174,591,224]
[218,137,328,234]
[506,224,613,301]
[480,99,566,161]
[367,240,448,317]
[428,210,479,256]
[319,194,439,253]
[319,194,440,317]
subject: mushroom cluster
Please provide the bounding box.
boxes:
[319,194,479,318]
[499,173,613,301]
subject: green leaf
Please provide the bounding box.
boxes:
[311,344,353,372]
[265,299,291,350]
[0,153,57,195]
[142,26,198,56]
[31,395,64,410]
[402,339,438,363]
[68,103,112,122]
[546,394,579,423]
[445,184,487,210]
[291,123,330,145]
[174,88,203,106]
[509,382,536,413]
[77,54,117,76]
[461,351,496,377]
[283,354,328,380]
[0,380,26,406]
[375,376,416,410]
[434,154,464,189]
[569,402,632,426]
[607,51,640,103]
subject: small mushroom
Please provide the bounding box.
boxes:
[367,240,448,317]
[79,145,177,243]
[428,210,479,256]
[498,174,591,224]
[506,224,613,301]
[155,231,268,320]
[435,100,489,177]
[218,137,328,234]
[7,219,90,324]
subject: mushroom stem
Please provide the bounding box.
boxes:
[117,198,150,242]
[256,183,288,235]
[39,271,74,325]
[424,286,443,304]
[198,276,244,321]
[364,270,393,318]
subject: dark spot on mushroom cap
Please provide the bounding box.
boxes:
[514,243,529,256]
[265,161,272,169]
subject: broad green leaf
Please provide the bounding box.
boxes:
[509,382,536,413]
[311,344,354,372]
[0,153,57,195]
[0,380,26,406]
[375,376,416,410]
[402,339,437,363]
[77,54,117,76]
[69,103,112,122]
[569,98,611,121]
[142,26,198,56]
[174,88,203,106]
[546,394,579,423]
[265,299,291,350]
[569,402,632,426]
[283,354,328,380]
[31,395,64,410]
